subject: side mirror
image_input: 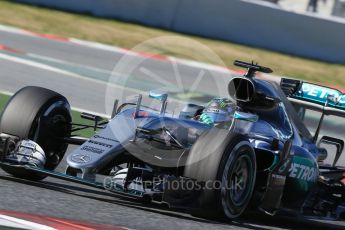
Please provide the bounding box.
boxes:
[234,111,258,122]
[149,90,168,101]
[228,77,255,103]
[149,90,168,115]
[319,136,344,166]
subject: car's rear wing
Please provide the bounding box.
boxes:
[280,78,345,117]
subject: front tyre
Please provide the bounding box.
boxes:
[0,86,71,180]
[184,129,256,220]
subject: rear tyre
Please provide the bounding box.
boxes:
[184,128,256,220]
[0,86,71,180]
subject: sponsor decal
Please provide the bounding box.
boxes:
[288,162,318,182]
[80,146,104,154]
[71,154,91,163]
[88,140,113,148]
[301,83,340,99]
[93,135,118,143]
[298,83,345,107]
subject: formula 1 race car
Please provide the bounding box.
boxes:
[1,60,345,221]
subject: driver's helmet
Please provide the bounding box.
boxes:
[199,98,234,125]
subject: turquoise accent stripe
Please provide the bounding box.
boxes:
[293,82,345,110]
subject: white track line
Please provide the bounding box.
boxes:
[0,214,56,230]
[69,38,126,53]
[0,24,237,75]
[0,51,191,109]
[0,53,90,79]
[0,52,139,92]
[27,53,112,75]
[0,25,33,37]
[72,107,110,119]
[0,23,286,80]
[0,89,110,118]
[0,90,14,96]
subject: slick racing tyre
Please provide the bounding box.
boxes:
[0,86,71,180]
[184,129,256,220]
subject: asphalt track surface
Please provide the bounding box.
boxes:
[0,28,345,229]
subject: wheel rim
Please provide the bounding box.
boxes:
[37,102,71,169]
[228,154,253,206]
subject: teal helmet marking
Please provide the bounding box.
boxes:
[199,98,234,125]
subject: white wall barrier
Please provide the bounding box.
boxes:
[16,0,345,64]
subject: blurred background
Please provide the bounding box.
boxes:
[0,1,345,229]
[265,0,344,16]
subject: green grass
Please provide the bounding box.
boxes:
[70,110,96,138]
[0,93,97,138]
[0,0,345,87]
[0,93,10,109]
